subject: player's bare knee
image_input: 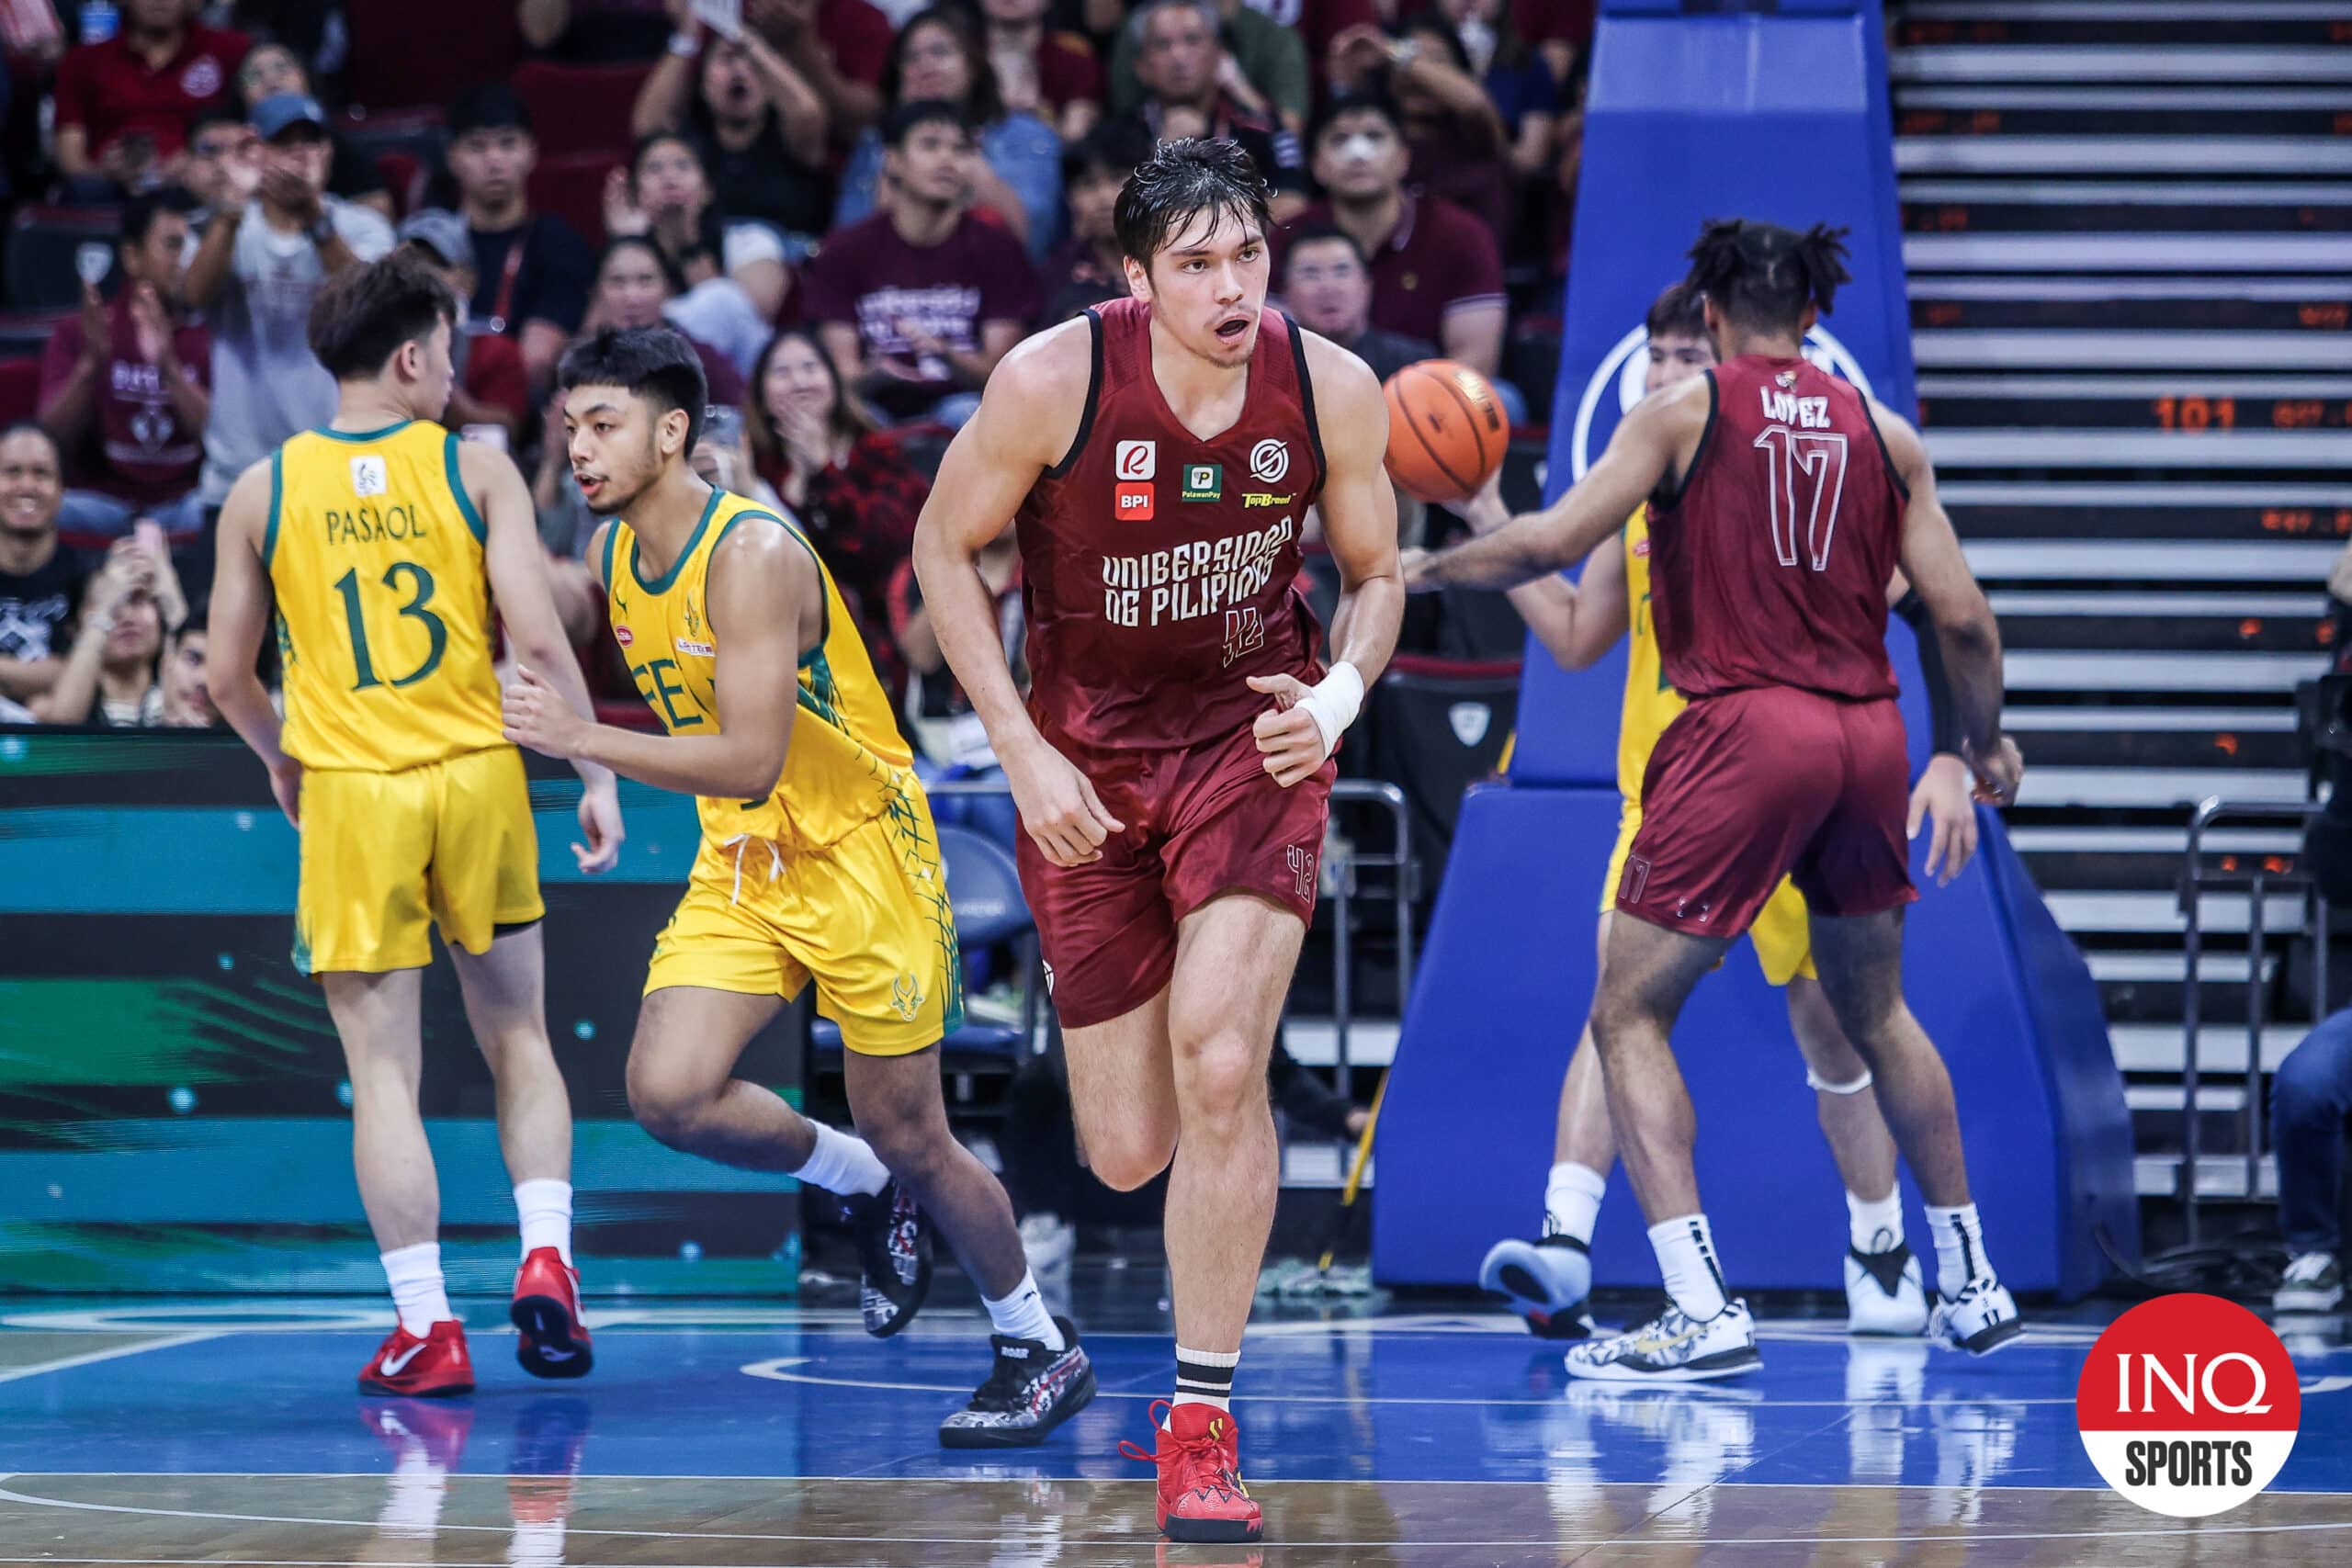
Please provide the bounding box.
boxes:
[1173,1029,1264,1126]
[1087,1130,1177,1192]
[625,1062,713,1150]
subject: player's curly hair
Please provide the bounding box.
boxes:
[1682,219,1852,335]
[1114,136,1273,270]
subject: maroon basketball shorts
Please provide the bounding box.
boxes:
[1016,723,1336,1030]
[1615,687,1917,941]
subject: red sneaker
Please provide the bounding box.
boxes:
[1119,1400,1262,1544]
[511,1247,594,1379]
[358,1321,473,1397]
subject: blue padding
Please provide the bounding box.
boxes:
[811,1019,1025,1056]
[1372,784,2139,1299]
[938,824,1032,948]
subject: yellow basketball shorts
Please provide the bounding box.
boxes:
[294,745,544,976]
[644,795,966,1055]
[1600,799,1817,986]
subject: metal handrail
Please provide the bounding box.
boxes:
[922,776,1420,1095]
[2178,795,2328,1240]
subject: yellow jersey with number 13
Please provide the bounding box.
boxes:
[1618,504,1690,805]
[267,421,506,773]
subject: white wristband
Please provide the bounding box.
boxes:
[1296,660,1364,760]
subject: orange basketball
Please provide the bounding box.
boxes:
[1381,360,1510,503]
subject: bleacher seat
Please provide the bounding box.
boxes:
[0,356,42,425]
[1358,657,1521,899]
[514,62,654,160]
[0,310,68,358]
[345,0,523,115]
[334,109,445,219]
[6,206,119,311]
[810,825,1040,1063]
[528,153,613,250]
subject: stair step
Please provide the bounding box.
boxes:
[1907,233,2352,272]
[1945,481,2352,541]
[1892,45,2352,84]
[2051,890,2310,934]
[2113,1024,2309,1077]
[2016,765,2306,807]
[1993,720,2301,771]
[1916,329,2352,369]
[1928,427,2352,469]
[1903,186,2352,237]
[1895,96,2352,137]
[1993,605,2323,656]
[2004,650,2324,694]
[1914,284,2349,333]
[1897,136,2352,175]
[1899,12,2352,49]
[2133,1156,2278,1201]
[1964,539,2339,580]
[1920,378,2352,434]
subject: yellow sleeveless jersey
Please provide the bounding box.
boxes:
[604,489,915,852]
[268,421,506,773]
[1618,505,1689,804]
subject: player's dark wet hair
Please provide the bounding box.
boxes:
[1683,219,1851,335]
[1645,280,1707,341]
[1114,136,1272,268]
[308,251,459,382]
[559,326,710,452]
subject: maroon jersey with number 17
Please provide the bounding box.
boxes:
[1014,297,1327,753]
[1646,354,1908,703]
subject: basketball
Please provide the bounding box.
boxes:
[1381,360,1510,503]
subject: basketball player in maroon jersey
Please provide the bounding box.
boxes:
[1409,220,2027,1379]
[912,139,1403,1542]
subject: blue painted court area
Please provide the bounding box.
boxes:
[4,1299,2350,1494]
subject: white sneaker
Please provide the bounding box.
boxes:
[1479,1235,1597,1339]
[1845,1242,1930,1337]
[1018,1212,1074,1275]
[1564,1299,1761,1382]
[2275,1251,2344,1314]
[1929,1276,2024,1356]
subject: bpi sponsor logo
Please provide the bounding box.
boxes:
[2076,1293,2301,1517]
[1115,440,1156,480]
[1116,483,1155,521]
[1567,322,1873,481]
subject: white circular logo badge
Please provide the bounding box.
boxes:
[1568,322,1875,481]
[2076,1293,2301,1518]
[1249,438,1289,484]
[181,58,224,100]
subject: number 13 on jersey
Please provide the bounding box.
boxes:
[1752,425,1849,572]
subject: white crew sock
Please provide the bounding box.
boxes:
[1925,1201,1994,1298]
[1646,1213,1731,1321]
[1847,1188,1905,1256]
[514,1179,574,1264]
[1171,1344,1239,1417]
[791,1121,890,1197]
[982,1269,1065,1349]
[382,1241,453,1336]
[1544,1161,1609,1245]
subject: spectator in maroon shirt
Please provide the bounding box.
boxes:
[1329,17,1510,236]
[1284,91,1505,377]
[733,0,894,145]
[746,326,930,698]
[1035,120,1148,327]
[802,102,1039,426]
[36,192,210,540]
[52,0,248,204]
[983,0,1104,141]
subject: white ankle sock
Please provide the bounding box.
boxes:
[381,1241,452,1336]
[1544,1161,1609,1245]
[1171,1344,1239,1418]
[1847,1188,1905,1255]
[792,1122,890,1197]
[1646,1213,1730,1320]
[1925,1201,1993,1298]
[981,1269,1063,1349]
[514,1179,573,1264]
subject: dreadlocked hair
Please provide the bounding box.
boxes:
[1682,219,1852,335]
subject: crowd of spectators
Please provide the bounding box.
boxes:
[0,0,1598,731]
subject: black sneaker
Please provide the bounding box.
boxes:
[843,1177,931,1337]
[938,1315,1096,1449]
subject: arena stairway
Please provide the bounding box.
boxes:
[1891,0,2352,1204]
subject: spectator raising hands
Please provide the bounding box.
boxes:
[631,0,832,247]
[606,131,792,334]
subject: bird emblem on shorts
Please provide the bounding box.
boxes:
[890,971,924,1021]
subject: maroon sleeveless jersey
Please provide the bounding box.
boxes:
[1015,297,1327,752]
[1647,354,1908,702]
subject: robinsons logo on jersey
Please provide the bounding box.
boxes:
[1567,322,1873,482]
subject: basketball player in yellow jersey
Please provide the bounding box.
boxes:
[1455,283,1983,1340]
[501,327,1096,1447]
[206,254,623,1397]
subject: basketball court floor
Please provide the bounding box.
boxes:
[4,1274,2349,1565]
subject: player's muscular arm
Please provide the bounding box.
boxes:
[1408,378,1697,592]
[473,442,625,872]
[205,460,301,825]
[1249,335,1403,786]
[512,523,808,803]
[1871,401,2017,803]
[912,322,1123,864]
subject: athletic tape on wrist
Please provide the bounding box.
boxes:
[1296,661,1365,759]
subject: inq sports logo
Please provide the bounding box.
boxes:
[1567,323,1875,481]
